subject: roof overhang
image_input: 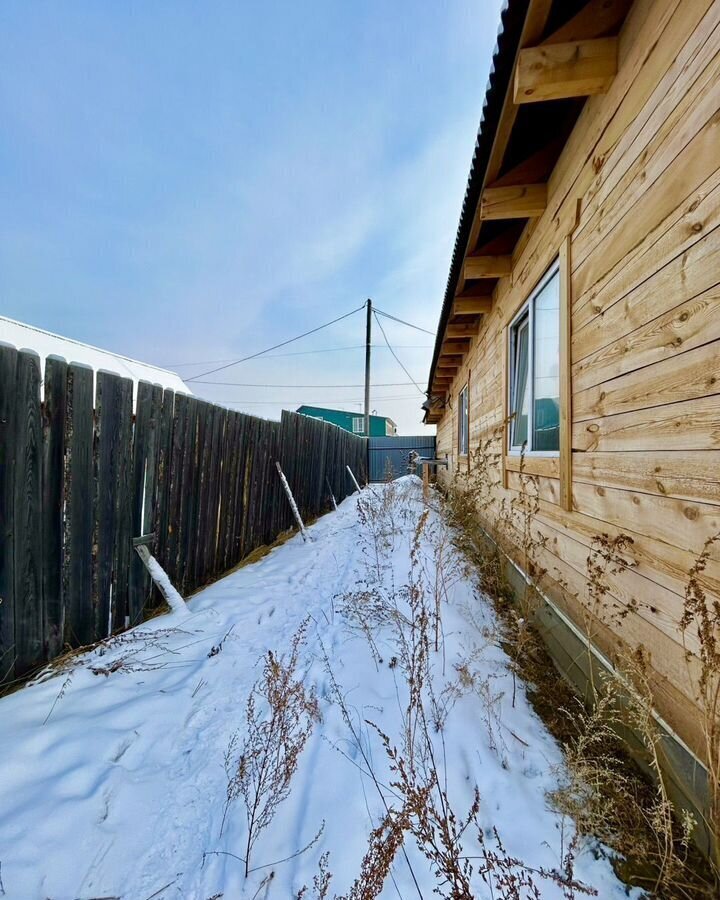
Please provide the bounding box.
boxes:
[424,0,632,424]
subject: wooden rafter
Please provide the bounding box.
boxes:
[514,37,618,103]
[462,255,512,280]
[480,183,547,220]
[542,0,632,45]
[460,0,554,278]
[446,324,478,339]
[452,296,493,316]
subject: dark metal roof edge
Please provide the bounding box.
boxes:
[425,0,530,406]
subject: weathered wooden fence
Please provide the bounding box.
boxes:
[0,346,367,684]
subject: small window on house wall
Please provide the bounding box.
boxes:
[509,261,560,454]
[352,417,364,434]
[458,384,469,456]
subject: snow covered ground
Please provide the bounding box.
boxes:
[0,478,638,899]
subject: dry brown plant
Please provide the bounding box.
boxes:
[441,435,717,897]
[335,481,596,898]
[222,618,321,877]
[680,531,720,883]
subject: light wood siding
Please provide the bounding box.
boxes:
[434,0,720,759]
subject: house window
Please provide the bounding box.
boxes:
[458,384,469,456]
[509,261,560,453]
[352,417,364,434]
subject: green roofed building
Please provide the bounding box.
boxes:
[296,406,397,438]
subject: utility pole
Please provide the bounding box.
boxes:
[364,298,372,437]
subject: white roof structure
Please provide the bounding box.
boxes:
[0,315,191,395]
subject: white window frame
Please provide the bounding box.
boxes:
[458,383,469,456]
[351,416,364,434]
[508,259,560,457]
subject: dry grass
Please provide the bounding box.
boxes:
[221,619,321,877]
[442,427,719,898]
[329,481,597,899]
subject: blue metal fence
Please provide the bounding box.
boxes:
[368,435,436,482]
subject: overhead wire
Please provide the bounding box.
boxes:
[191,380,422,388]
[373,307,435,336]
[214,394,421,405]
[185,303,366,381]
[372,311,426,396]
[169,343,431,367]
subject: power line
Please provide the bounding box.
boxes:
[169,343,432,367]
[192,380,422,388]
[372,311,425,395]
[373,307,435,336]
[210,394,422,405]
[185,304,366,381]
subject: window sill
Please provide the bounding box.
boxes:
[504,455,558,478]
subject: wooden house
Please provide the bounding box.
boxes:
[425,0,720,843]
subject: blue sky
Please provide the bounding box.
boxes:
[0,1,503,432]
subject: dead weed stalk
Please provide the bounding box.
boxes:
[222,619,321,877]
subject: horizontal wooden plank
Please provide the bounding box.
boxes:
[453,296,493,316]
[446,324,478,338]
[478,488,702,714]
[573,222,720,360]
[533,0,716,314]
[481,184,547,220]
[504,477,702,656]
[463,255,512,279]
[504,455,559,478]
[527,493,720,606]
[572,450,720,506]
[573,28,720,269]
[572,103,720,310]
[572,396,720,452]
[572,283,720,393]
[514,38,618,103]
[570,477,720,555]
[573,338,720,420]
[574,164,720,339]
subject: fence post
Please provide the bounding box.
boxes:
[276,461,308,541]
[0,343,17,684]
[346,464,362,494]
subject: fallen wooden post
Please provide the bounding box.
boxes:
[133,534,189,617]
[346,465,362,494]
[276,461,309,541]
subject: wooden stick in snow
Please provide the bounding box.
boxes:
[276,461,309,541]
[346,465,362,494]
[134,543,189,617]
[325,476,338,511]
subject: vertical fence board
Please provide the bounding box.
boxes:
[165,393,187,586]
[42,356,67,659]
[210,408,228,577]
[205,405,224,580]
[128,381,152,625]
[179,397,199,595]
[152,388,175,607]
[111,378,133,631]
[195,400,212,585]
[182,400,205,594]
[94,371,122,639]
[0,344,17,683]
[64,364,94,647]
[231,414,250,565]
[218,412,236,572]
[14,351,44,676]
